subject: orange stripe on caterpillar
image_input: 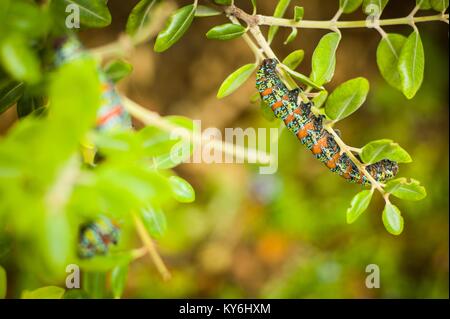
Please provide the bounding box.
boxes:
[96,105,123,126]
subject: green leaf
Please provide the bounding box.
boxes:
[416,0,432,9]
[63,290,90,299]
[0,265,6,299]
[104,59,133,83]
[325,77,369,121]
[49,58,101,140]
[0,35,41,84]
[283,67,324,90]
[22,286,65,299]
[154,4,196,52]
[430,0,449,11]
[346,189,373,224]
[382,202,404,235]
[111,264,128,299]
[140,206,167,238]
[283,28,298,45]
[294,6,304,21]
[312,90,328,108]
[195,5,222,17]
[340,0,364,13]
[126,0,160,36]
[376,33,407,91]
[17,93,45,118]
[363,0,389,15]
[217,63,256,98]
[360,139,412,164]
[268,0,292,44]
[169,175,195,203]
[206,23,246,41]
[213,0,232,4]
[58,0,111,28]
[282,50,304,70]
[310,32,341,86]
[83,272,106,299]
[398,31,425,99]
[42,213,72,274]
[5,1,49,37]
[385,178,427,201]
[0,81,24,114]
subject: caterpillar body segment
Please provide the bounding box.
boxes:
[256,59,398,185]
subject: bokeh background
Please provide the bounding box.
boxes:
[1,0,448,298]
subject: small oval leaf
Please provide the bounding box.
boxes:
[398,31,425,99]
[195,5,222,17]
[282,50,305,70]
[310,32,341,86]
[325,77,369,121]
[104,59,133,83]
[347,189,374,224]
[382,202,404,235]
[126,0,159,36]
[430,0,449,11]
[0,35,41,84]
[361,139,412,164]
[111,264,128,299]
[384,178,427,201]
[376,33,407,91]
[268,0,292,44]
[140,206,167,238]
[217,63,256,98]
[294,6,304,21]
[283,28,298,45]
[169,175,195,203]
[154,4,196,53]
[53,0,111,28]
[206,23,246,41]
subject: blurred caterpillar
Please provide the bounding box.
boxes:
[53,37,132,132]
[256,59,398,185]
[53,37,129,258]
[78,216,120,259]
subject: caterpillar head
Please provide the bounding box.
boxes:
[367,159,399,182]
[262,58,278,71]
[382,159,399,179]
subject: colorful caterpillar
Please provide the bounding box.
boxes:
[256,59,398,185]
[53,37,132,132]
[53,37,130,257]
[78,216,120,259]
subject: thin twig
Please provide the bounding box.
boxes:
[257,13,448,30]
[121,96,274,164]
[133,212,171,281]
